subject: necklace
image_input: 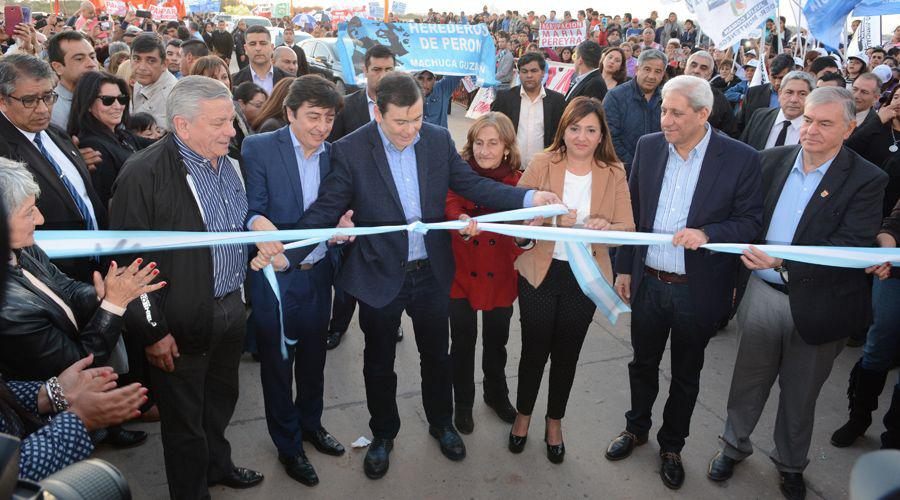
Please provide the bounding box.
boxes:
[891,126,900,153]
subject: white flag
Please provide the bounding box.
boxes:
[848,16,882,59]
[691,0,777,50]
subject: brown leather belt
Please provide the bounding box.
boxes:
[644,266,688,285]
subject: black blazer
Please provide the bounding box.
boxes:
[740,107,780,151]
[738,83,775,133]
[615,131,764,327]
[76,128,141,211]
[294,121,530,308]
[735,145,888,345]
[0,114,106,283]
[709,88,738,138]
[490,85,567,149]
[327,89,371,143]
[565,69,608,102]
[845,113,900,216]
[230,65,291,91]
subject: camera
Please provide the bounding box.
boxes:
[1,433,131,500]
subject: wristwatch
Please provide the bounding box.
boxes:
[774,264,789,284]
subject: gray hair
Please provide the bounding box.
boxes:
[855,71,883,88]
[0,157,40,216]
[688,50,714,67]
[780,70,816,93]
[637,48,668,68]
[805,87,856,123]
[166,75,232,130]
[108,41,130,56]
[0,54,54,97]
[662,75,714,112]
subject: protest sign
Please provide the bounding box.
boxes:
[691,0,777,50]
[848,16,882,57]
[105,0,127,16]
[391,1,407,15]
[539,21,586,48]
[336,18,498,86]
[368,1,384,19]
[465,86,495,119]
[149,4,178,20]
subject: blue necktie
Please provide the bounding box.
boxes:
[33,133,95,231]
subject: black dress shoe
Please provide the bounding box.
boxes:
[100,426,148,448]
[364,438,393,479]
[780,472,806,500]
[279,454,318,486]
[484,396,517,424]
[218,467,264,489]
[429,425,466,461]
[326,330,344,350]
[660,452,685,490]
[396,326,404,342]
[303,427,346,456]
[544,428,565,464]
[707,452,737,482]
[455,408,474,434]
[605,431,647,461]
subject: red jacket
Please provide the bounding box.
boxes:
[445,168,523,310]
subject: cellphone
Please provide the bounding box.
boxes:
[136,9,152,19]
[4,6,23,38]
[100,21,111,30]
[601,17,608,28]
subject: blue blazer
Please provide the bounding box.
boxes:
[295,121,530,308]
[242,125,338,305]
[614,131,764,327]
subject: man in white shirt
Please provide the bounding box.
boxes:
[131,34,178,131]
[739,71,814,151]
[851,72,882,126]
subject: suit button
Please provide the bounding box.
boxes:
[473,239,479,246]
[487,272,494,278]
[470,271,477,277]
[489,239,496,246]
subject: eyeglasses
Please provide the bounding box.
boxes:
[97,94,129,106]
[6,91,59,109]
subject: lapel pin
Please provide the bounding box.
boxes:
[820,190,829,198]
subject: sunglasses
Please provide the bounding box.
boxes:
[97,94,129,106]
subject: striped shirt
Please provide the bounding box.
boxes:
[645,125,712,274]
[175,135,248,297]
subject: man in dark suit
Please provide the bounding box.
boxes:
[324,44,398,349]
[258,73,561,480]
[740,71,813,151]
[706,87,888,500]
[242,76,347,488]
[490,52,566,167]
[230,25,289,94]
[280,27,310,76]
[0,54,105,284]
[565,39,608,103]
[210,19,234,63]
[738,53,795,134]
[605,75,763,490]
[851,72,881,126]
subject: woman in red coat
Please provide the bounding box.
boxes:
[446,112,527,434]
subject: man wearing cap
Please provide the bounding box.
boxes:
[122,25,142,46]
[416,69,463,128]
[724,59,758,106]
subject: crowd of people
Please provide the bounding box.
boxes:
[0,5,897,500]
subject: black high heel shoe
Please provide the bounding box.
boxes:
[508,431,527,454]
[544,419,565,464]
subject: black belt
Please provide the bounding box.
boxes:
[644,266,688,285]
[763,279,789,295]
[405,259,429,272]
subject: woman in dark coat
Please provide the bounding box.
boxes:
[846,85,900,217]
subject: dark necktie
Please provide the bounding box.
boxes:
[33,133,95,230]
[774,120,791,147]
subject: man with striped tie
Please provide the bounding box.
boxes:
[0,54,104,283]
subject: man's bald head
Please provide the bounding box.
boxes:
[274,46,298,76]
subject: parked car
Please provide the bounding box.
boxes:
[299,37,359,95]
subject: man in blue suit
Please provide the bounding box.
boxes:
[603,76,763,490]
[242,75,351,487]
[259,72,561,480]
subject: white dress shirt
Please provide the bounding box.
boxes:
[251,64,275,94]
[517,85,545,167]
[366,92,376,121]
[133,70,178,131]
[764,109,803,149]
[552,170,592,261]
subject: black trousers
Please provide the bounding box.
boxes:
[516,260,596,419]
[358,265,452,439]
[449,298,513,409]
[151,290,244,500]
[625,275,714,453]
[329,286,357,333]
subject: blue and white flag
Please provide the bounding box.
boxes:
[690,0,777,52]
[336,17,498,86]
[804,0,863,48]
[854,0,900,16]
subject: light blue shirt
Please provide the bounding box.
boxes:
[377,124,427,261]
[645,125,712,274]
[755,150,835,284]
[768,87,779,109]
[252,66,275,94]
[290,131,328,265]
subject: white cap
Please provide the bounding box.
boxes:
[873,64,893,84]
[746,49,757,56]
[743,59,759,69]
[849,53,869,66]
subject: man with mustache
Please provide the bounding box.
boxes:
[131,34,178,131]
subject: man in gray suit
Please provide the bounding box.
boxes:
[740,71,814,151]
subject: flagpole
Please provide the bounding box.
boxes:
[384,0,389,21]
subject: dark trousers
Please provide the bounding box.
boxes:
[329,286,357,333]
[255,259,332,457]
[449,298,513,409]
[358,265,452,438]
[151,290,244,500]
[516,260,596,419]
[626,275,714,453]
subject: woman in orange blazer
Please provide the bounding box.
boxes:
[508,96,635,463]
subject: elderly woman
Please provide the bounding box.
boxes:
[0,157,164,447]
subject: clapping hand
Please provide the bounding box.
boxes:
[93,258,166,308]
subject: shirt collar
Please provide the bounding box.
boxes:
[377,123,420,153]
[289,128,326,159]
[775,109,803,129]
[251,64,274,81]
[666,123,713,161]
[792,148,836,177]
[519,84,546,101]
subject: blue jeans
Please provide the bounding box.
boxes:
[861,278,900,384]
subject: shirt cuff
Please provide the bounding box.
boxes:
[523,190,536,208]
[247,215,260,231]
[100,300,126,316]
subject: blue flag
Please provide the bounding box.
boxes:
[803,0,863,48]
[854,0,900,16]
[336,17,498,86]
